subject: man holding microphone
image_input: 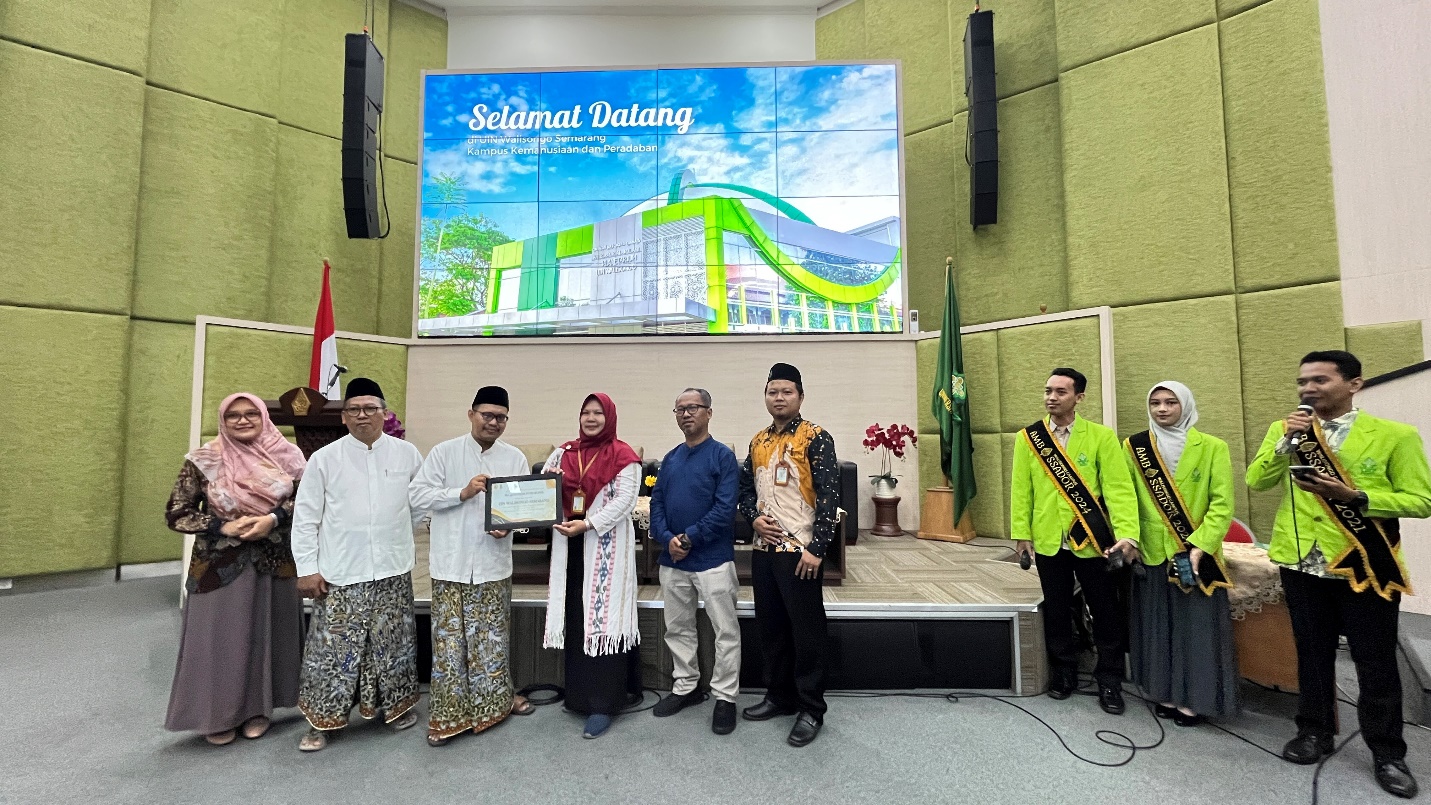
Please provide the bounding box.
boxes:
[1247,350,1431,798]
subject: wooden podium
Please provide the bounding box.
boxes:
[917,486,976,543]
[265,387,347,458]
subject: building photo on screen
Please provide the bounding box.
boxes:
[416,63,905,337]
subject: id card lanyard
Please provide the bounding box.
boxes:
[774,444,793,487]
[572,448,597,515]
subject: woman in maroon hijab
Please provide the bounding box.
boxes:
[541,393,644,738]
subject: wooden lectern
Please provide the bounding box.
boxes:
[917,485,976,543]
[265,387,347,458]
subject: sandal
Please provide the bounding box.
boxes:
[427,732,451,747]
[205,730,237,746]
[241,716,271,739]
[390,709,419,732]
[510,696,535,716]
[298,729,328,752]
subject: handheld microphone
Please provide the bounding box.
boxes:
[1289,396,1315,448]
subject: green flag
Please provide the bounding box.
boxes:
[931,263,976,524]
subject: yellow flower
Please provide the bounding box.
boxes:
[644,476,657,488]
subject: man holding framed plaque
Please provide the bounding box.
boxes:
[409,386,537,747]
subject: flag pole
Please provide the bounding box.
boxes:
[919,256,977,543]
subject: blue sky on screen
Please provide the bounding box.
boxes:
[420,64,898,238]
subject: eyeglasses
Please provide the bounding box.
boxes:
[473,411,509,424]
[673,405,710,416]
[223,411,262,423]
[343,405,384,418]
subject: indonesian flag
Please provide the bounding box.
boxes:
[309,260,340,398]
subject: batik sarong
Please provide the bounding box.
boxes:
[298,572,420,730]
[428,577,515,739]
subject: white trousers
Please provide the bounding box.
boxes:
[659,562,742,702]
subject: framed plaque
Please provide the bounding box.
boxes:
[485,473,562,531]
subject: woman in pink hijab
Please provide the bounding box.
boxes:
[163,393,307,745]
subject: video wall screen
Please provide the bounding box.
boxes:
[416,64,904,337]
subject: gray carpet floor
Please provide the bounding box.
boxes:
[1,577,1426,805]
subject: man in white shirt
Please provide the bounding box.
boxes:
[409,386,534,747]
[291,378,424,752]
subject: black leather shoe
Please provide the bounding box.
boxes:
[1154,704,1178,719]
[1172,712,1205,728]
[712,703,738,732]
[1047,672,1076,701]
[653,690,705,718]
[1282,732,1333,765]
[712,701,737,735]
[787,713,822,747]
[1098,684,1125,715]
[1374,759,1418,799]
[742,700,798,721]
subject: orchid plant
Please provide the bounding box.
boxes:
[383,410,406,440]
[863,423,917,488]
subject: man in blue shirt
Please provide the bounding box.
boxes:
[649,387,742,735]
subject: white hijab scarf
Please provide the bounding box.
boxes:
[1147,380,1198,474]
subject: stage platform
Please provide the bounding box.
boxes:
[407,533,1048,695]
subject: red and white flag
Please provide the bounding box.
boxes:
[309,260,340,398]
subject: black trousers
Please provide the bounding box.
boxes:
[751,550,829,719]
[1280,568,1405,760]
[1036,549,1127,686]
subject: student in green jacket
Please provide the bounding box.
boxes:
[1011,368,1140,714]
[1246,350,1431,799]
[1123,381,1239,728]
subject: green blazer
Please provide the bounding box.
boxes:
[1010,413,1139,557]
[1123,428,1234,566]
[1246,412,1431,573]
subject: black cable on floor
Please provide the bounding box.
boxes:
[516,683,564,707]
[829,675,1165,768]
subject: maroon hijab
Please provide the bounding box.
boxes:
[559,393,641,517]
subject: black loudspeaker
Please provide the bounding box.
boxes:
[963,10,997,228]
[342,33,385,239]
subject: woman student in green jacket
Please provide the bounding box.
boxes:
[1124,381,1240,726]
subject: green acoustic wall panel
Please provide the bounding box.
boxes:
[0,43,144,315]
[969,432,1009,537]
[1218,0,1276,19]
[378,158,419,338]
[902,124,958,319]
[996,317,1103,431]
[1053,0,1215,72]
[916,338,939,433]
[957,0,1059,99]
[200,326,408,436]
[1061,26,1235,310]
[0,307,128,577]
[0,0,152,74]
[1346,321,1425,380]
[277,0,389,140]
[1236,282,1344,539]
[118,321,195,564]
[1111,295,1249,518]
[953,85,1068,325]
[339,339,410,422]
[999,432,1017,538]
[267,126,383,333]
[146,0,284,116]
[815,0,867,61]
[132,88,278,324]
[1220,0,1339,293]
[867,0,955,131]
[384,1,448,164]
[964,330,1002,434]
[201,327,309,435]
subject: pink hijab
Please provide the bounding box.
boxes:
[185,393,307,519]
